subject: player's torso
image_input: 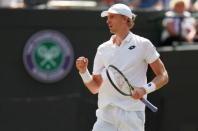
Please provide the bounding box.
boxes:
[100,35,146,74]
[97,33,149,87]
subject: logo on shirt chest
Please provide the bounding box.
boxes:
[128,45,136,50]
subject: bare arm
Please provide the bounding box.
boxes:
[76,56,102,94]
[166,22,178,36]
[132,58,169,99]
[150,58,169,89]
[83,74,102,94]
[184,20,197,43]
[185,27,196,43]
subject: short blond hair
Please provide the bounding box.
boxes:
[128,14,136,29]
[170,0,190,9]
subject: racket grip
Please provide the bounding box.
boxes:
[140,98,158,112]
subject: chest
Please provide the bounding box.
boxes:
[101,44,144,69]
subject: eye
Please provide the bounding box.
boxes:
[109,15,114,19]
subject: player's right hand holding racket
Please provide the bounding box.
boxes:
[106,65,158,112]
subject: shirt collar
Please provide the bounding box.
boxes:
[123,31,132,43]
[110,31,133,45]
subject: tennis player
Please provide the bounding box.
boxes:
[76,3,169,131]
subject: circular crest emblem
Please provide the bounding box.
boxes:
[23,30,74,83]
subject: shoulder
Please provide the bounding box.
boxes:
[165,11,192,18]
[131,33,156,50]
[165,11,175,18]
[132,33,151,45]
[97,40,111,51]
[183,11,192,17]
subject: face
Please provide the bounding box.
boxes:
[106,13,127,34]
[174,2,186,14]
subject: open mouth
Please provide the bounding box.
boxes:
[108,25,112,29]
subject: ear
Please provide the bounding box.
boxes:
[122,16,129,23]
[124,16,128,21]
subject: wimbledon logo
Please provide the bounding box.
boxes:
[23,30,74,83]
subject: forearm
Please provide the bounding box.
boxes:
[185,29,196,42]
[79,69,102,94]
[143,71,168,95]
[144,59,169,94]
[166,23,177,36]
[83,80,100,94]
[152,70,169,90]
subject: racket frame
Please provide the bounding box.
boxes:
[106,65,158,112]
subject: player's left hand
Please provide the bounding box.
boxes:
[131,87,146,100]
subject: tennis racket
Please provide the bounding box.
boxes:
[106,65,158,112]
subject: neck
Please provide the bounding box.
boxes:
[113,30,130,46]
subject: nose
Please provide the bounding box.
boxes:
[106,18,109,24]
[106,18,110,24]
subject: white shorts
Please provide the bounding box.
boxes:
[92,105,145,131]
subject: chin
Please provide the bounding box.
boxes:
[109,29,115,34]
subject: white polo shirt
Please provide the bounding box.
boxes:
[93,32,160,111]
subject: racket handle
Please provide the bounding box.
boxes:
[140,98,158,112]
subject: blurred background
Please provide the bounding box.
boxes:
[0,0,198,131]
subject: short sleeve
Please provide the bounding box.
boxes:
[144,40,160,64]
[162,11,175,27]
[92,47,105,75]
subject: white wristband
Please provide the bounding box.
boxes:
[143,82,156,94]
[79,69,92,83]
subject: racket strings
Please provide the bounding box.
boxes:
[106,65,158,112]
[110,68,131,94]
